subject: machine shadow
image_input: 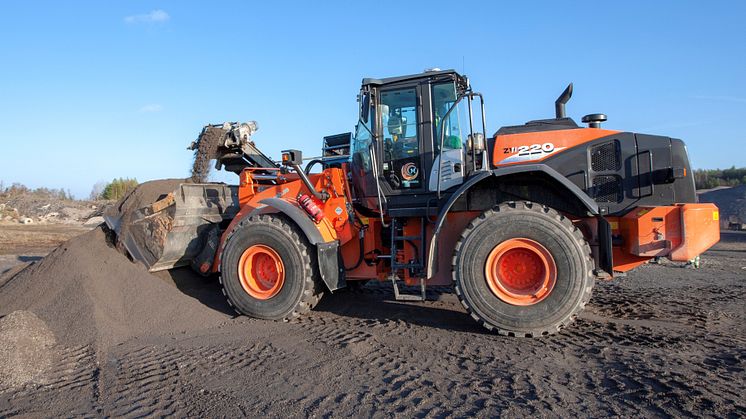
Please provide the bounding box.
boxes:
[157,267,236,316]
[158,268,488,333]
[313,284,490,334]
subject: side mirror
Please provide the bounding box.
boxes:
[361,93,370,123]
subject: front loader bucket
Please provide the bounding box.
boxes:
[104,183,239,272]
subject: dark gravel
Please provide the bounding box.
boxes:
[0,227,744,416]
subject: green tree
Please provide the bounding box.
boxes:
[101,178,138,200]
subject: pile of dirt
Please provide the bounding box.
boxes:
[0,226,227,355]
[699,185,746,228]
[190,126,226,183]
[0,179,228,390]
[0,311,56,391]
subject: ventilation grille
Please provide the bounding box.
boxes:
[592,175,622,203]
[590,141,621,172]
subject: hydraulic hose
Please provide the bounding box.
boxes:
[304,159,323,175]
[344,233,366,271]
[291,163,329,201]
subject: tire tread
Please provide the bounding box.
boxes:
[219,214,324,321]
[452,201,594,337]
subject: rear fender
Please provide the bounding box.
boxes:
[426,165,599,278]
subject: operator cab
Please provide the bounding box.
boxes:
[350,69,487,213]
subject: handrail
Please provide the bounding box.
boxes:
[436,93,468,199]
[436,91,487,199]
[475,92,488,168]
[355,116,389,227]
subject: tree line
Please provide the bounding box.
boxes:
[0,182,74,200]
[693,167,746,190]
[0,178,139,201]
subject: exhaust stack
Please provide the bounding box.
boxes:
[555,83,573,118]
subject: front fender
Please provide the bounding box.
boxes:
[238,198,346,291]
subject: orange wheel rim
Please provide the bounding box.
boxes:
[238,244,285,300]
[485,238,556,306]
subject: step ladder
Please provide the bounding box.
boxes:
[388,217,427,301]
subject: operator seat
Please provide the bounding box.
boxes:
[388,111,405,137]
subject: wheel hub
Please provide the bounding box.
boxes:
[485,238,557,306]
[238,244,285,300]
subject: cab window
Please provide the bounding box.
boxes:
[380,87,420,189]
[381,88,419,161]
[432,82,464,153]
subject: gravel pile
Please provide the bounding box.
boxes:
[699,185,746,228]
[0,179,228,390]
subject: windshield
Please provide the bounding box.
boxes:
[379,87,419,162]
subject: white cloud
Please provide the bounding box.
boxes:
[139,104,163,113]
[124,10,170,24]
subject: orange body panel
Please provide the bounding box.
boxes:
[620,203,720,264]
[340,220,379,281]
[670,204,721,261]
[493,128,619,167]
[212,167,357,272]
[621,206,683,257]
[341,211,480,286]
[611,248,649,272]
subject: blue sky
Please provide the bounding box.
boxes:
[1,1,744,198]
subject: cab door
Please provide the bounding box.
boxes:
[350,90,379,207]
[377,85,427,195]
[428,81,466,192]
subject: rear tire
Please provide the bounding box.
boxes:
[220,214,324,320]
[452,202,594,336]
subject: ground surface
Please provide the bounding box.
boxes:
[0,224,92,278]
[0,225,744,418]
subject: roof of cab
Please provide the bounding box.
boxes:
[361,69,460,86]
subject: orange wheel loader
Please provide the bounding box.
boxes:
[105,69,720,336]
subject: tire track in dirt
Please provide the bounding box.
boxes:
[292,279,746,417]
[107,346,186,417]
[102,340,287,417]
[296,315,375,349]
[0,344,99,417]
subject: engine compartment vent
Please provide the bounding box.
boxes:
[590,141,621,172]
[592,175,623,203]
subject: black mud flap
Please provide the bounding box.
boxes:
[597,216,614,276]
[317,241,346,292]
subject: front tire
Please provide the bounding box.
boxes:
[453,202,594,336]
[220,214,324,320]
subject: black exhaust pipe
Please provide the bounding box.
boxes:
[555,83,573,118]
